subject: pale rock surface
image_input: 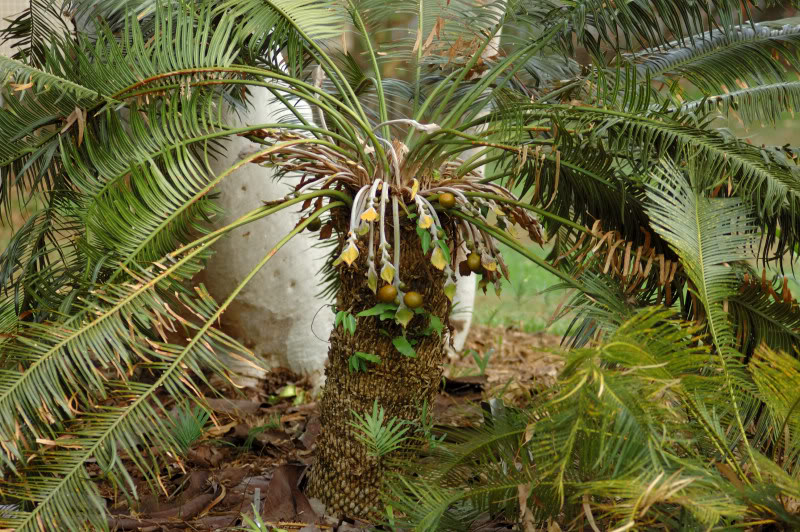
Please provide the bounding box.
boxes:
[200,87,333,387]
[450,260,476,354]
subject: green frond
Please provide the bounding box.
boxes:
[388,308,768,530]
[0,3,243,216]
[497,136,644,246]
[541,0,757,59]
[218,0,346,45]
[749,346,800,475]
[0,282,252,531]
[214,0,348,83]
[681,81,800,125]
[89,4,240,97]
[0,242,209,464]
[645,157,761,474]
[730,277,800,356]
[645,158,758,344]
[0,55,100,100]
[358,0,504,63]
[574,473,746,528]
[67,98,223,273]
[509,102,800,260]
[0,55,103,213]
[69,0,159,29]
[555,271,638,348]
[386,402,534,530]
[628,21,800,110]
[752,449,800,502]
[0,202,83,312]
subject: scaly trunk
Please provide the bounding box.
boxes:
[307,220,450,519]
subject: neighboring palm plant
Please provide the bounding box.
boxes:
[386,308,800,530]
[2,0,800,529]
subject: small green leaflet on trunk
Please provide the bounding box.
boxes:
[336,309,357,335]
[423,315,444,337]
[358,302,398,319]
[416,226,431,254]
[392,336,417,357]
[350,400,410,458]
[349,351,382,372]
[437,240,451,263]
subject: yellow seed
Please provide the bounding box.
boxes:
[377,284,398,303]
[404,291,423,309]
[438,192,456,208]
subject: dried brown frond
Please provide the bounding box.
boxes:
[558,221,685,306]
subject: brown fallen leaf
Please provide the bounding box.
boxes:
[112,492,216,528]
[187,445,224,467]
[299,416,321,450]
[193,514,240,529]
[233,475,273,495]
[262,464,318,524]
[147,493,215,520]
[205,421,237,437]
[198,484,225,517]
[217,467,249,487]
[107,517,163,530]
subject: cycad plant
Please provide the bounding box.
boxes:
[2,0,800,528]
[386,308,800,530]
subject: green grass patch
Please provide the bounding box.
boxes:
[471,242,570,334]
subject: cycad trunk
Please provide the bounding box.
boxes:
[307,220,450,519]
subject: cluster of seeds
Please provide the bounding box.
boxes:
[250,126,543,326]
[332,177,541,326]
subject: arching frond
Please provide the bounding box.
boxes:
[0,4,242,216]
[749,346,800,476]
[0,54,104,213]
[645,157,760,472]
[681,81,800,125]
[68,96,224,273]
[0,201,83,312]
[0,280,254,531]
[538,0,759,59]
[386,308,779,530]
[0,246,208,462]
[628,21,800,104]
[731,274,800,356]
[504,103,800,261]
[646,158,757,344]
